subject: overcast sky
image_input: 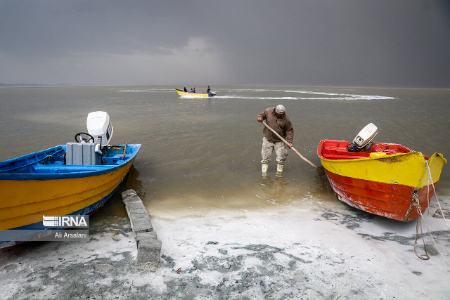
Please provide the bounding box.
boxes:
[0,0,449,87]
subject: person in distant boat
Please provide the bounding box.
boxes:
[257,105,294,177]
[193,88,196,93]
[183,87,187,92]
[207,85,211,94]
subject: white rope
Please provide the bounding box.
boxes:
[413,160,450,266]
[420,214,450,268]
[425,161,450,229]
[412,193,430,260]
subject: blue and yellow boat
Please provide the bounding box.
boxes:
[0,144,141,232]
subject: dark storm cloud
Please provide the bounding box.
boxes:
[0,0,449,86]
[0,1,197,55]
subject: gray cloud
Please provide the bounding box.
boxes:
[0,0,449,86]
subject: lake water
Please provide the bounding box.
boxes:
[0,86,449,216]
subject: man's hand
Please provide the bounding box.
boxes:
[286,143,293,149]
[257,116,263,123]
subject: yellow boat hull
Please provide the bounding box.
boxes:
[176,89,211,98]
[0,161,133,230]
[320,151,446,189]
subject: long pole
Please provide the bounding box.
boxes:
[262,121,317,168]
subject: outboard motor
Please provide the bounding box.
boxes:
[348,123,378,152]
[66,111,113,165]
[86,111,113,149]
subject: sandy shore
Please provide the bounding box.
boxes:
[1,191,450,299]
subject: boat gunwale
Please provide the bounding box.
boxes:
[0,144,141,180]
[317,139,426,163]
[318,140,446,164]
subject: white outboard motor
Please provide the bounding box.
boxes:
[87,111,113,148]
[66,111,113,165]
[348,123,378,151]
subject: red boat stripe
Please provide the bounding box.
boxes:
[325,171,433,221]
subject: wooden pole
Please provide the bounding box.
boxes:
[262,121,317,168]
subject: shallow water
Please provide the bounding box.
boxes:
[0,85,449,215]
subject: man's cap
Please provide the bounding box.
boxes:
[275,104,286,114]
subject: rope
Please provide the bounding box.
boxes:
[424,161,450,267]
[425,161,450,229]
[412,191,430,260]
[412,161,450,261]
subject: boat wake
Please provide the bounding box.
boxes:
[117,87,395,101]
[214,96,300,100]
[284,90,395,100]
[213,89,394,101]
[214,94,394,101]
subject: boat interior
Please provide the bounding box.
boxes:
[0,144,140,175]
[319,140,412,160]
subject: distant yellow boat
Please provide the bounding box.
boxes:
[175,88,216,98]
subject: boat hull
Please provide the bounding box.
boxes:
[325,170,433,221]
[175,89,212,98]
[0,160,134,230]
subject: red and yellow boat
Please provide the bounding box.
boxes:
[318,140,446,221]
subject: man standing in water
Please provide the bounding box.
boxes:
[257,105,294,177]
